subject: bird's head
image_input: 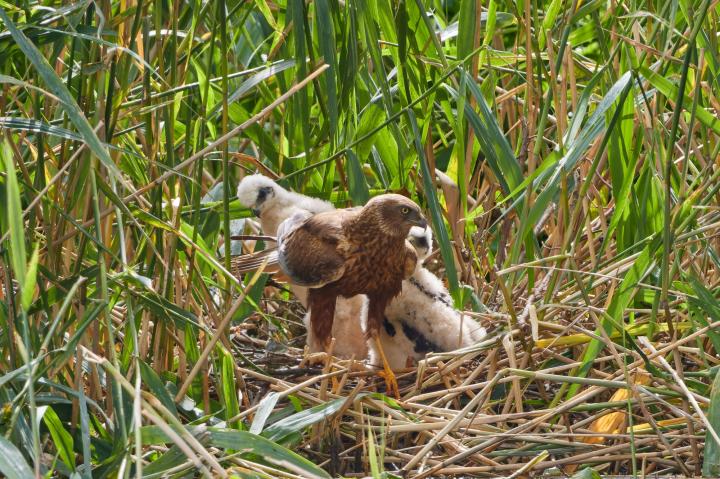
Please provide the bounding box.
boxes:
[365,194,427,237]
[407,225,433,261]
[236,174,280,217]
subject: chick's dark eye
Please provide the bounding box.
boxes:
[257,186,273,202]
[401,207,410,214]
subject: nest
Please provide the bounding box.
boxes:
[226,287,714,478]
[220,210,719,477]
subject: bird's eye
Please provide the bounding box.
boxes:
[401,207,410,214]
[257,186,273,202]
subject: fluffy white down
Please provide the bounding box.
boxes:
[368,266,487,370]
[408,225,433,261]
[236,174,276,209]
[236,174,334,237]
[302,295,368,359]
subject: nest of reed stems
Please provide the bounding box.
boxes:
[226,236,715,478]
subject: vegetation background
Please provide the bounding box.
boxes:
[1,0,720,477]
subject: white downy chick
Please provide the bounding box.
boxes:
[237,174,368,359]
[368,227,487,370]
[237,174,334,240]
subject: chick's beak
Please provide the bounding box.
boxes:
[251,208,261,217]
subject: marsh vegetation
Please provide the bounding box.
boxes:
[1,0,720,477]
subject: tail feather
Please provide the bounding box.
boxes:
[231,249,280,276]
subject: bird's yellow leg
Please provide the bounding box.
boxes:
[372,332,400,399]
[327,338,341,392]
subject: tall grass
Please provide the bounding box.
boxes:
[0,0,719,477]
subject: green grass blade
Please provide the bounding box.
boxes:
[639,65,720,136]
[1,140,26,285]
[20,245,38,311]
[220,350,241,429]
[0,8,124,184]
[262,397,350,444]
[346,150,370,205]
[138,360,178,417]
[567,236,661,398]
[141,426,331,479]
[41,406,76,472]
[460,68,523,193]
[315,0,338,140]
[405,109,460,301]
[704,368,720,476]
[0,436,34,479]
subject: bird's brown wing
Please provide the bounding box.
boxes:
[277,209,355,288]
[225,210,311,278]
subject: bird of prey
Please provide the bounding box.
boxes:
[369,227,487,370]
[277,194,427,397]
[236,175,367,359]
[274,194,427,396]
[238,175,475,364]
[236,176,487,388]
[300,226,433,360]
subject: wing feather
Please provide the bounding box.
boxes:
[277,210,354,287]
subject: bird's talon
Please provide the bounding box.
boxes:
[303,351,331,366]
[377,368,400,399]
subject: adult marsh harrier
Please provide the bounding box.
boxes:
[276,194,426,396]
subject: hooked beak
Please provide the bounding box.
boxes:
[413,217,428,229]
